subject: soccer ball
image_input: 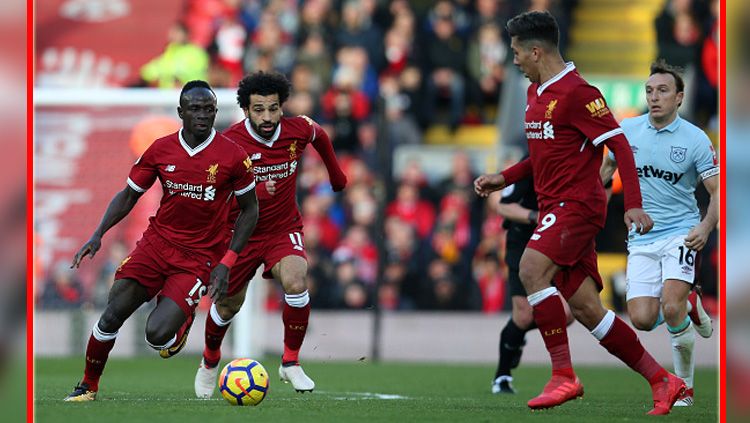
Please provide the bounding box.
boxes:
[218,358,269,406]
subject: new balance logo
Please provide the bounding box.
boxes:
[636,165,684,185]
[203,186,216,201]
[165,165,176,172]
[251,153,261,160]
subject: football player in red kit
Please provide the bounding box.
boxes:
[195,71,347,397]
[65,80,259,401]
[474,12,686,415]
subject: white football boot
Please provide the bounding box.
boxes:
[279,364,315,392]
[673,388,694,407]
[195,358,219,399]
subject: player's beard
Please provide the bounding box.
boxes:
[252,120,278,140]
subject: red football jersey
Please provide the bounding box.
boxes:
[223,115,320,235]
[524,62,623,225]
[127,128,256,251]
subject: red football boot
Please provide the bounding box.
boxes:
[527,374,584,410]
[647,373,686,415]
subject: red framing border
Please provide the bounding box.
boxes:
[720,0,726,421]
[23,1,727,422]
[27,0,34,422]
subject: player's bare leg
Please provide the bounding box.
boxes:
[518,248,583,409]
[195,285,247,398]
[145,297,192,358]
[626,296,662,331]
[65,279,150,401]
[569,278,686,415]
[628,287,712,337]
[273,255,315,392]
[662,279,696,406]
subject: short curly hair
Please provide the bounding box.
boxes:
[237,71,292,109]
[506,11,559,48]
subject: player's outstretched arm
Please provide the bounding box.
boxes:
[604,135,653,234]
[685,175,718,251]
[71,186,143,268]
[311,125,347,191]
[209,189,259,301]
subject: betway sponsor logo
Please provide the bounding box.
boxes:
[636,166,684,185]
[254,160,298,182]
[164,180,216,201]
[525,121,554,140]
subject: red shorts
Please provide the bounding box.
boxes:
[115,228,223,317]
[526,202,603,300]
[227,229,307,297]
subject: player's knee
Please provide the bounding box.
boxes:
[216,302,241,319]
[517,265,538,290]
[144,323,174,347]
[629,312,655,331]
[515,311,535,329]
[98,308,125,333]
[283,277,307,295]
[661,301,684,323]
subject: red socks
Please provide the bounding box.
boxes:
[81,326,117,391]
[531,293,574,378]
[203,304,232,368]
[599,316,667,385]
[282,302,310,364]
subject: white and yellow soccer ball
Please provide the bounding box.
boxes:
[218,358,269,406]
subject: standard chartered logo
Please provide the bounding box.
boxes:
[164,180,216,201]
[204,186,216,201]
[543,121,555,139]
[525,120,555,141]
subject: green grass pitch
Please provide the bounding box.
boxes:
[35,356,717,422]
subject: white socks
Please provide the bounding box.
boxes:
[210,303,233,327]
[92,321,118,342]
[285,291,310,308]
[591,310,616,341]
[526,287,558,307]
[670,321,695,389]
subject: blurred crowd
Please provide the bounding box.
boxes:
[655,0,718,129]
[37,0,718,314]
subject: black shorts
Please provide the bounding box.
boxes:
[506,265,527,298]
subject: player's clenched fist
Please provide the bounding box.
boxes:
[265,180,277,196]
[474,173,506,198]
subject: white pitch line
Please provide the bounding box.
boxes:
[315,391,410,400]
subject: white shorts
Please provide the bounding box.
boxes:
[625,234,697,300]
